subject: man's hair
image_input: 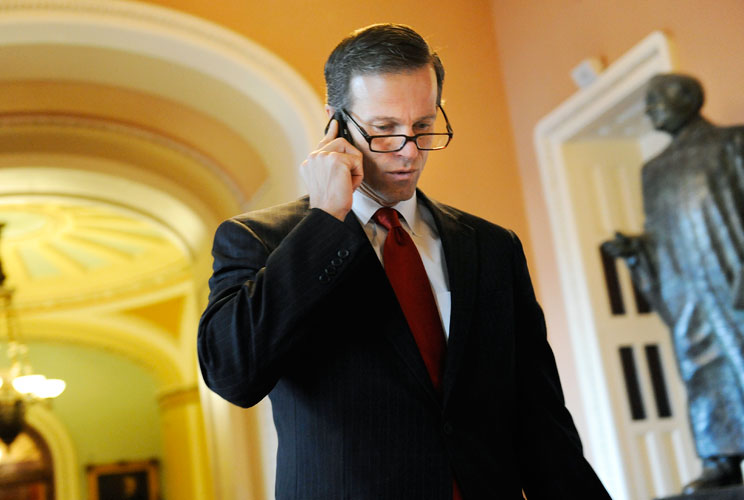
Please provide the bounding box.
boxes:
[324,23,445,110]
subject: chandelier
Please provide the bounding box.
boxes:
[0,223,66,447]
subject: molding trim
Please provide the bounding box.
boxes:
[0,112,244,210]
[26,404,80,500]
[157,385,200,411]
[23,313,187,386]
[0,0,324,209]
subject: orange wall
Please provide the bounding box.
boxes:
[489,0,744,435]
[143,0,527,245]
[490,0,744,316]
[491,0,744,296]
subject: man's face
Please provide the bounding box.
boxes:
[343,66,439,206]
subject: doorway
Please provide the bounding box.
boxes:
[0,426,54,500]
[534,31,699,500]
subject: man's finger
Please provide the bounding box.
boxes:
[319,118,339,147]
[339,137,363,157]
[349,156,365,190]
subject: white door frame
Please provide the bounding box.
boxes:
[533,31,675,499]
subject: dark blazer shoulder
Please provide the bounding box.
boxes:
[228,197,311,251]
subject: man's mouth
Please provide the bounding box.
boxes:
[387,170,417,178]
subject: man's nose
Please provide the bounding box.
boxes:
[396,137,419,159]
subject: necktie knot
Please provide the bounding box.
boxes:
[373,207,401,231]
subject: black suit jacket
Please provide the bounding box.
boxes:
[198,191,612,499]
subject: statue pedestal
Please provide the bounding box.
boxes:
[655,485,744,500]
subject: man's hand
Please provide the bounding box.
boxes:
[300,119,364,221]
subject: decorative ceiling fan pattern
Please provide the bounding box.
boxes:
[0,199,189,310]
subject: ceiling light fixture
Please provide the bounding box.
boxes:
[0,223,66,447]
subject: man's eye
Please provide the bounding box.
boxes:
[373,125,393,132]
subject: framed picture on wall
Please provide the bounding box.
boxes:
[86,459,159,500]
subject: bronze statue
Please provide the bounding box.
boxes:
[603,73,744,494]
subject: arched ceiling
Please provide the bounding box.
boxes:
[0,64,270,312]
[0,0,322,390]
[0,196,189,310]
[0,9,324,313]
[0,78,269,210]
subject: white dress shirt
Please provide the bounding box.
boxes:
[351,190,452,338]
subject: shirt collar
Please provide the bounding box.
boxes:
[351,189,421,235]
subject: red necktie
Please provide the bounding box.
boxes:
[374,208,462,500]
[373,207,446,391]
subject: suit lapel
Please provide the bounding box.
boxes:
[343,208,442,405]
[419,191,478,407]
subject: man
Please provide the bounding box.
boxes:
[198,23,611,499]
[603,73,744,493]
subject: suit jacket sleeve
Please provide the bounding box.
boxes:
[197,207,371,407]
[510,232,612,498]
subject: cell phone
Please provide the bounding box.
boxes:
[324,110,354,143]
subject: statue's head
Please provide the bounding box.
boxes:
[645,73,704,134]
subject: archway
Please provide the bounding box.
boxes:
[0,1,324,498]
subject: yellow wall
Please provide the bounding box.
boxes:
[142,0,528,247]
[28,342,163,500]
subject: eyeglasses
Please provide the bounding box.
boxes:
[342,105,453,153]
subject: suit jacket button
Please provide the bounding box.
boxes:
[443,422,454,435]
[331,258,343,266]
[319,274,330,283]
[325,266,337,276]
[337,249,350,258]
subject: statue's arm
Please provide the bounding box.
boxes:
[601,231,646,266]
[602,231,664,313]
